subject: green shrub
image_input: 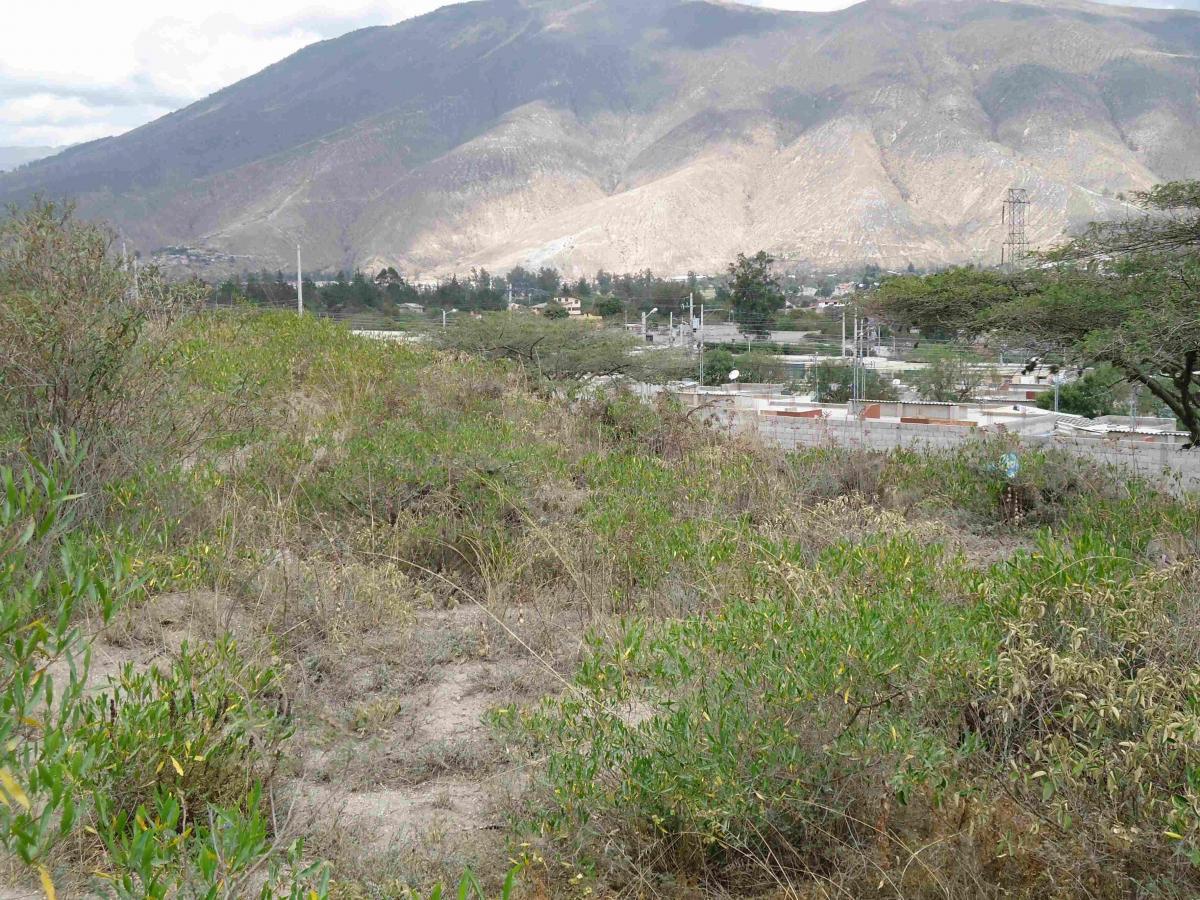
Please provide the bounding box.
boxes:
[506,534,986,885]
[0,449,132,873]
[0,453,325,897]
[967,534,1200,889]
[0,201,220,499]
[504,509,1200,895]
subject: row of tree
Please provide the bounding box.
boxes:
[209,255,836,333]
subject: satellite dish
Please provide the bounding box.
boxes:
[728,369,740,381]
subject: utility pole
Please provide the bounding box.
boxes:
[669,311,673,346]
[122,242,133,302]
[851,316,859,404]
[842,307,847,358]
[296,244,303,315]
[699,304,705,385]
[442,309,447,329]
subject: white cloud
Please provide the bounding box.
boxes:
[0,93,171,146]
[0,0,445,147]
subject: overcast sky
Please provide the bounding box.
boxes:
[0,0,1188,148]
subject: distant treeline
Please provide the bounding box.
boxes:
[208,262,891,317]
[210,266,708,315]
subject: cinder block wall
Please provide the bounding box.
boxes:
[720,408,1200,492]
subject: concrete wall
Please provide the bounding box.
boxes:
[686,403,1200,493]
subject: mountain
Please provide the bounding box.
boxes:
[0,146,64,173]
[2,0,1200,276]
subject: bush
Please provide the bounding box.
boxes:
[507,533,985,888]
[0,201,220,500]
[0,450,133,869]
[967,532,1200,889]
[503,502,1200,895]
[807,360,899,402]
[1034,366,1124,419]
[436,314,636,381]
[701,348,735,385]
[0,453,324,897]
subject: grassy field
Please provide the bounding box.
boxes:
[2,225,1199,899]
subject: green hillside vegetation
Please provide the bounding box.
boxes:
[1,203,1198,898]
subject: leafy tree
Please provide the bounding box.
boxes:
[733,350,791,384]
[873,182,1200,444]
[475,284,506,311]
[991,271,1198,444]
[350,270,377,308]
[728,251,784,338]
[702,349,735,385]
[436,314,637,381]
[543,302,569,320]
[507,266,535,295]
[807,361,899,403]
[213,278,241,304]
[535,266,561,296]
[1034,367,1123,419]
[873,267,1015,338]
[911,349,984,402]
[593,296,624,318]
[1064,181,1200,257]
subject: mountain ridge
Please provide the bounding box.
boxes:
[3,0,1199,275]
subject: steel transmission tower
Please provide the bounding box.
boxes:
[1000,187,1029,269]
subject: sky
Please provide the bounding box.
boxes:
[0,0,1190,148]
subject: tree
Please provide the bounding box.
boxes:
[988,266,1199,445]
[702,349,736,385]
[543,302,569,320]
[911,349,984,402]
[535,266,561,296]
[728,251,784,338]
[1062,181,1200,258]
[350,270,378,308]
[507,266,535,295]
[873,267,1016,338]
[1033,367,1124,419]
[873,182,1200,445]
[436,314,636,381]
[593,296,624,318]
[733,351,791,384]
[807,361,899,403]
